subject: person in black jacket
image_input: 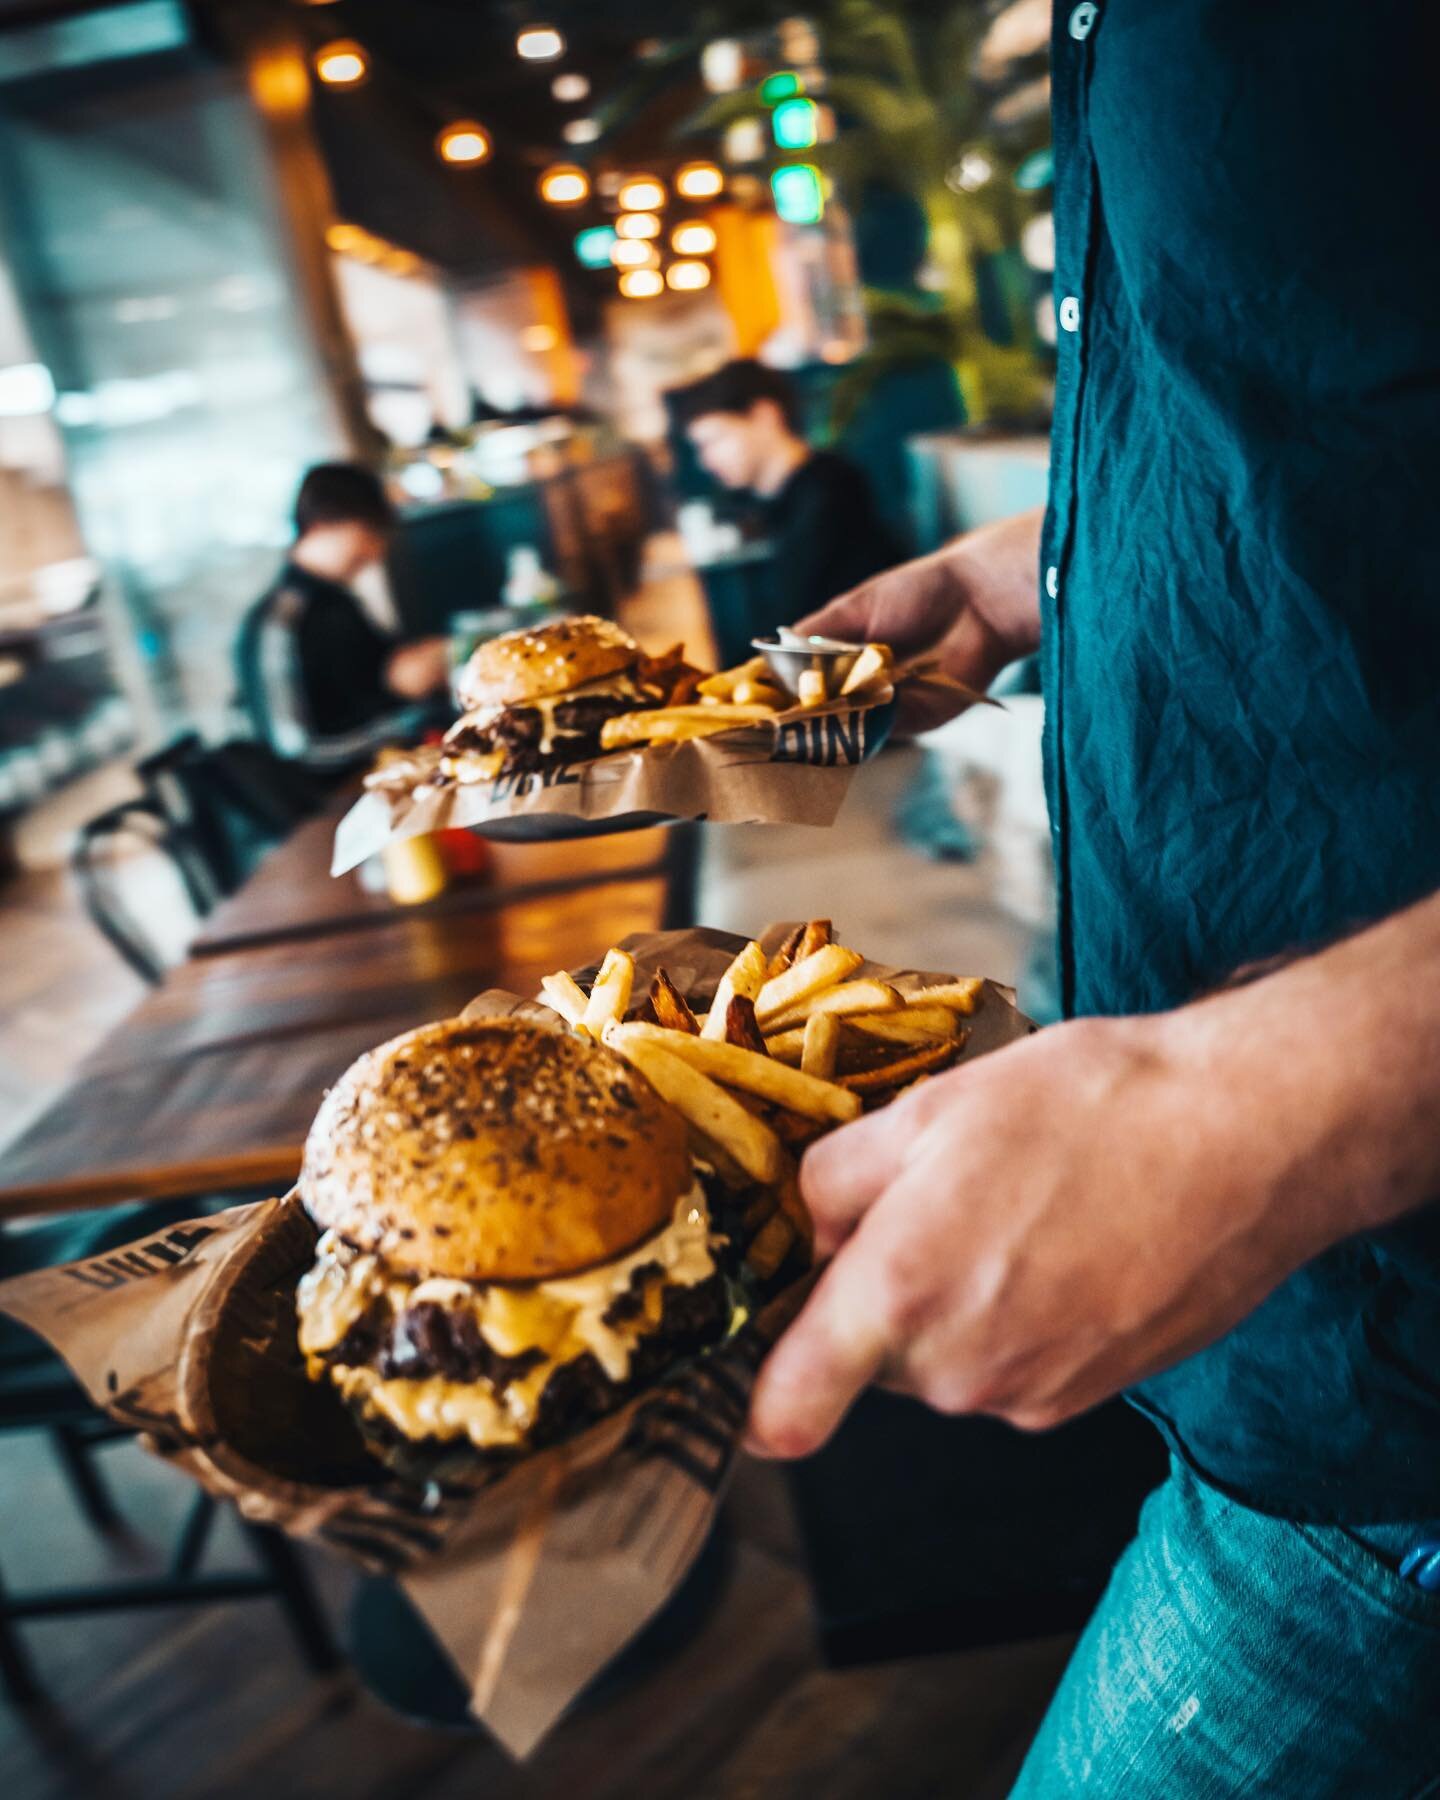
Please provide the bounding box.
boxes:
[669,361,904,625]
[237,463,449,769]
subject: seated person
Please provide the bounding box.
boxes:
[237,463,450,768]
[669,360,905,625]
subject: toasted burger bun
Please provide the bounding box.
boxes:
[457,614,639,712]
[299,1017,692,1282]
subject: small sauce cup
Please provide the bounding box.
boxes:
[751,631,867,700]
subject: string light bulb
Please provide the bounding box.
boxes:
[563,118,600,145]
[610,238,659,269]
[671,221,717,255]
[313,39,367,85]
[437,120,491,165]
[615,211,661,239]
[516,24,564,61]
[675,162,723,200]
[666,260,711,291]
[539,164,589,205]
[551,72,589,102]
[617,176,665,211]
[619,268,664,298]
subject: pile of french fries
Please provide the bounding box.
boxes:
[597,643,894,753]
[537,921,981,1280]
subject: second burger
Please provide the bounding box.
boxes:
[442,614,700,781]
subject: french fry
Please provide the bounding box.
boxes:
[604,1031,782,1184]
[762,1026,805,1065]
[764,923,806,981]
[771,1110,826,1151]
[838,642,893,697]
[724,995,769,1056]
[797,668,828,707]
[607,1021,861,1124]
[835,1035,966,1094]
[901,978,985,1015]
[763,978,901,1033]
[580,948,633,1038]
[801,1012,840,1080]
[689,1132,755,1191]
[845,1006,959,1046]
[701,939,769,1041]
[742,1190,780,1232]
[649,968,700,1035]
[795,918,832,961]
[642,719,756,745]
[696,656,767,700]
[732,678,788,709]
[775,1170,815,1249]
[539,971,589,1029]
[600,703,776,751]
[754,945,865,1026]
[745,1211,796,1280]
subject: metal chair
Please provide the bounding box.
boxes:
[70,796,219,984]
[0,1203,340,1706]
[70,735,329,982]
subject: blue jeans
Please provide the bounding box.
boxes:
[1011,1459,1440,1796]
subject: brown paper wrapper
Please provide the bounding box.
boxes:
[331,692,894,872]
[0,925,1032,1757]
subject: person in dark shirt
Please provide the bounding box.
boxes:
[237,463,449,769]
[669,360,904,624]
[746,3,1440,1791]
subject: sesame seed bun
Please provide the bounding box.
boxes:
[456,615,640,712]
[299,1017,693,1283]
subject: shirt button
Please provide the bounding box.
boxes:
[1069,2,1099,39]
[1045,565,1060,600]
[1059,295,1081,333]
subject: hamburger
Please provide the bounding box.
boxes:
[443,614,696,780]
[294,1016,736,1476]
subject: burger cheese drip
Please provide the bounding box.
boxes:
[297,1183,716,1449]
[448,669,645,759]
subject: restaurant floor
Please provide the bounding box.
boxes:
[1,563,1070,1796]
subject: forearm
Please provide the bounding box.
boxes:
[947,505,1046,662]
[1169,889,1440,1257]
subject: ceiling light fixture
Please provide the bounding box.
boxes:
[675,162,723,200]
[617,176,665,211]
[610,238,659,269]
[313,40,368,85]
[517,25,564,61]
[437,120,491,164]
[539,164,589,204]
[618,268,664,298]
[666,260,711,291]
[671,221,717,255]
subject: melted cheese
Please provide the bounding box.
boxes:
[446,670,644,758]
[297,1184,717,1449]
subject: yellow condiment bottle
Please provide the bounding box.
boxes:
[381,832,448,905]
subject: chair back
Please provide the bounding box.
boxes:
[72,737,329,981]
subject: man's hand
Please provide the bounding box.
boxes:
[747,894,1440,1457]
[386,637,451,700]
[798,507,1046,733]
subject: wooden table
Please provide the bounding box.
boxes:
[0,874,670,1219]
[189,790,672,957]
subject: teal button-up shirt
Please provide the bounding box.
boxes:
[1043,0,1440,1518]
